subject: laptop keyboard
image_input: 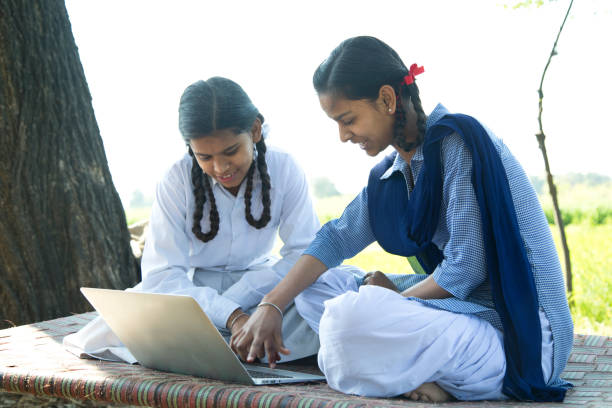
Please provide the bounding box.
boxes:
[246,369,293,379]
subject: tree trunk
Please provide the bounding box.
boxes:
[0,0,140,328]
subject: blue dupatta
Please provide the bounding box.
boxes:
[366,113,568,401]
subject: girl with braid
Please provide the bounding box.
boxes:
[64,77,324,364]
[231,36,573,403]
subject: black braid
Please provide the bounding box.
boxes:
[189,148,220,242]
[244,139,272,229]
[393,82,427,152]
[407,83,428,146]
[392,86,410,152]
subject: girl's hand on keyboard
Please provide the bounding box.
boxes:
[230,305,289,368]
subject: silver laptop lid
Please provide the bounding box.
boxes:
[80,287,254,384]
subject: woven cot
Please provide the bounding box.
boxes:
[1,313,610,408]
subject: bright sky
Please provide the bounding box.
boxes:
[65,0,612,205]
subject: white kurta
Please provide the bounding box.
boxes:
[64,145,321,363]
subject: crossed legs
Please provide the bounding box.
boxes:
[296,269,506,401]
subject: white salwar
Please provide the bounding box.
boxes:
[64,145,321,364]
[295,267,554,400]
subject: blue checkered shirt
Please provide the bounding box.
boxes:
[304,104,573,386]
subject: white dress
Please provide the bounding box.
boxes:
[64,145,322,363]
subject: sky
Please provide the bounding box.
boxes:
[65,0,612,206]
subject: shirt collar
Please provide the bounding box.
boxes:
[426,103,450,130]
[380,103,449,180]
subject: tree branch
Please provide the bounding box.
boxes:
[536,0,575,295]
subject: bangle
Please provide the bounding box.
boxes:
[228,312,248,330]
[257,301,283,319]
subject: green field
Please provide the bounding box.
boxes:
[126,187,612,336]
[126,206,153,225]
[555,224,611,336]
[538,181,612,226]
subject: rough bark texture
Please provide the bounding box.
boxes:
[0,0,140,328]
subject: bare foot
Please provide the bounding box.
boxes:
[403,382,454,403]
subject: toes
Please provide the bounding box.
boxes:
[405,382,453,403]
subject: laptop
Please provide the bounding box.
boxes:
[80,287,325,385]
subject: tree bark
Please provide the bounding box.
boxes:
[0,0,140,328]
[536,0,574,295]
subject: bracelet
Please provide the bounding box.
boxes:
[257,301,284,319]
[228,312,248,330]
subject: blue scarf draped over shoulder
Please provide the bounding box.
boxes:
[366,113,568,401]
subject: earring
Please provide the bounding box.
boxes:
[388,108,392,112]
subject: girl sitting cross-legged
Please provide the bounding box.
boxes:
[64,76,335,364]
[230,36,574,403]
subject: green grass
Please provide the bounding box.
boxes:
[126,207,151,226]
[539,182,612,226]
[556,224,612,336]
[538,182,612,211]
[344,242,417,274]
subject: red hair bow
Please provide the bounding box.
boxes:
[403,64,425,86]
